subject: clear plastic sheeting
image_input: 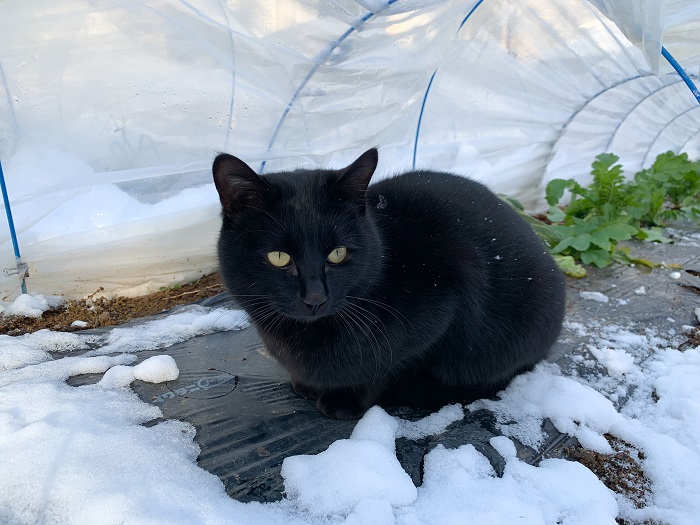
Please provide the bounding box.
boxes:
[546,74,700,190]
[588,0,666,73]
[0,0,699,299]
[590,0,700,73]
[664,0,700,72]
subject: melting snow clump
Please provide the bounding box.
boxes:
[1,293,64,318]
[579,291,610,303]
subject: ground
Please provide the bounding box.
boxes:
[0,273,225,336]
[2,269,698,519]
[565,436,651,524]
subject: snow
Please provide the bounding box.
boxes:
[589,346,636,375]
[472,363,625,453]
[282,408,418,516]
[396,404,464,440]
[99,355,180,388]
[405,438,618,525]
[0,305,699,524]
[1,293,64,318]
[579,291,609,303]
[87,306,249,357]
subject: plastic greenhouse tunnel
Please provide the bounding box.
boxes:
[1,1,700,524]
[1,0,699,297]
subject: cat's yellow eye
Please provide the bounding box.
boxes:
[267,251,291,267]
[327,247,347,264]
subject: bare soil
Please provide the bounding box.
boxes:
[566,435,652,524]
[680,325,700,351]
[0,273,226,336]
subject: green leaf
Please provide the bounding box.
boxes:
[546,179,574,206]
[498,194,524,211]
[546,205,566,223]
[592,153,621,173]
[553,255,587,278]
[550,236,577,254]
[611,248,660,269]
[498,195,565,248]
[588,231,613,251]
[595,222,637,241]
[652,151,691,177]
[570,217,598,235]
[550,224,575,237]
[638,227,673,244]
[580,249,612,268]
[570,233,592,252]
[527,223,566,247]
[519,150,698,275]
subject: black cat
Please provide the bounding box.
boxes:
[213,148,566,419]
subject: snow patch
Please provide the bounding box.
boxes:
[471,363,625,453]
[409,439,617,524]
[88,306,249,356]
[98,355,179,388]
[396,403,464,440]
[579,291,609,303]
[282,408,417,516]
[589,346,636,375]
[1,293,64,318]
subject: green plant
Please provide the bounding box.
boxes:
[543,150,699,273]
[625,151,700,225]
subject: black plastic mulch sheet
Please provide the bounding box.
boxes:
[67,229,700,503]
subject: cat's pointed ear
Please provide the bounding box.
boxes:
[212,153,267,215]
[332,148,378,206]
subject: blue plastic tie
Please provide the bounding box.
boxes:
[0,160,27,295]
[661,46,700,105]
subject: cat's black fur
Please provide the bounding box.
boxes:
[213,149,566,419]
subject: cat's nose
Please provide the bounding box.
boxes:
[303,279,328,314]
[303,294,327,315]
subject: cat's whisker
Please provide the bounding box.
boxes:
[333,310,365,376]
[344,312,380,384]
[346,295,409,333]
[342,303,389,385]
[234,300,273,310]
[337,308,372,380]
[255,310,286,338]
[343,300,396,380]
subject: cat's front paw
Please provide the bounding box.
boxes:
[316,391,367,420]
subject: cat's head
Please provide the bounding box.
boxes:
[213,149,383,323]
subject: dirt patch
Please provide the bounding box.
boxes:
[681,325,700,351]
[0,273,226,336]
[566,434,652,524]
